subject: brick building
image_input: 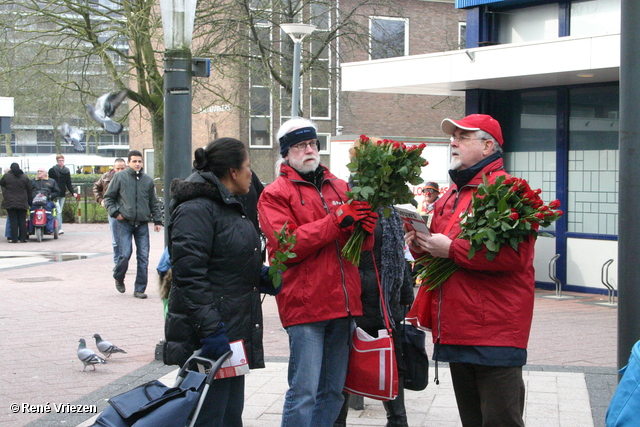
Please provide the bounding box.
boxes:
[128,0,466,183]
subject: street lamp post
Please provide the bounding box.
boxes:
[281,23,316,118]
[159,0,197,243]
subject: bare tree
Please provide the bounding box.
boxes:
[0,0,402,175]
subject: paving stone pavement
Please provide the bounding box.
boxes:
[0,222,620,426]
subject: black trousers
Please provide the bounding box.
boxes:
[7,208,27,242]
[449,363,525,427]
[194,375,245,427]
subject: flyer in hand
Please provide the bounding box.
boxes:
[394,203,431,235]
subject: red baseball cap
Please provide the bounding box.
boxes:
[441,114,504,146]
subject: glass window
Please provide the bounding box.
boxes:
[571,0,620,37]
[370,17,407,60]
[317,133,330,154]
[458,22,466,49]
[497,3,559,43]
[567,86,619,235]
[251,117,271,147]
[502,90,558,231]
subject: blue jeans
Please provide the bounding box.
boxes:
[108,216,120,265]
[281,318,354,427]
[113,220,149,293]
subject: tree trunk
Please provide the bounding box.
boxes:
[150,108,164,179]
[3,134,12,156]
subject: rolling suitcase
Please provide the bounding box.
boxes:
[92,350,232,427]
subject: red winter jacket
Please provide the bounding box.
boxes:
[258,163,366,328]
[411,157,536,349]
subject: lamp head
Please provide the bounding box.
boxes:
[281,23,317,42]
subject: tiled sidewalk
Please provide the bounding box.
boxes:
[0,222,619,427]
[78,362,595,427]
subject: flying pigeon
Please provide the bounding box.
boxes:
[93,333,127,358]
[86,90,128,134]
[57,123,85,152]
[77,338,106,371]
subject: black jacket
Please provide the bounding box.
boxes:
[1,171,32,210]
[31,178,60,202]
[357,219,415,334]
[48,165,74,197]
[164,171,264,369]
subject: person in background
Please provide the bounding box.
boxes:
[48,154,76,235]
[1,163,32,243]
[405,114,535,427]
[164,137,266,426]
[30,168,60,234]
[93,158,127,266]
[258,117,377,427]
[422,182,440,214]
[103,150,162,299]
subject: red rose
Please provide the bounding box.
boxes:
[509,212,519,220]
[534,212,545,220]
[549,199,561,209]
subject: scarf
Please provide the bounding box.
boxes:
[378,207,406,329]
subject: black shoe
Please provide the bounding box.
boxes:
[115,279,126,293]
[133,291,147,299]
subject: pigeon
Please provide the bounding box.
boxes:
[77,338,106,371]
[57,123,85,152]
[86,90,128,134]
[93,333,127,358]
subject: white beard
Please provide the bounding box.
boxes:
[289,155,320,174]
[449,158,462,170]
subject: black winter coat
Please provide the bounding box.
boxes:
[164,171,265,369]
[357,220,415,334]
[1,171,32,210]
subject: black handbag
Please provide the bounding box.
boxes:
[401,322,429,391]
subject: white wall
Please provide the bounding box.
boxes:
[566,237,617,292]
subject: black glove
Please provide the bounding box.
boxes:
[200,326,231,361]
[260,265,282,295]
[335,200,372,228]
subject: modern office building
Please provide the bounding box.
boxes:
[342,0,621,294]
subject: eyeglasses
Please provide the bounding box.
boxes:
[290,140,318,151]
[450,135,486,144]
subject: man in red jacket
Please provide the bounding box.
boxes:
[406,114,535,427]
[258,117,377,427]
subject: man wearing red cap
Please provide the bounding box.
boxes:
[405,114,535,427]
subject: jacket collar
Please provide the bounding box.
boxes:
[449,153,504,189]
[170,171,244,212]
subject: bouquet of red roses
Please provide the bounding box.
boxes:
[415,174,563,290]
[342,135,427,265]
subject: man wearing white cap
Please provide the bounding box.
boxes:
[405,114,535,427]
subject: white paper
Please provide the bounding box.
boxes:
[394,204,431,235]
[197,340,250,379]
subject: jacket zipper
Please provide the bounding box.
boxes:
[291,177,351,315]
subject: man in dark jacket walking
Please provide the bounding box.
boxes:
[48,154,76,234]
[103,150,163,299]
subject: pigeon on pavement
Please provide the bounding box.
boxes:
[57,123,85,152]
[77,338,106,371]
[93,333,127,358]
[86,90,128,134]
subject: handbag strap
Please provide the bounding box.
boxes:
[371,254,392,333]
